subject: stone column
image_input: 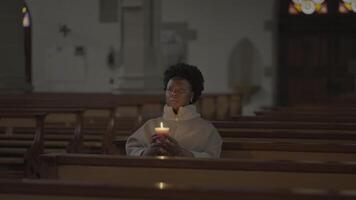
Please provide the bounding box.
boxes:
[0,0,32,91]
[113,0,162,93]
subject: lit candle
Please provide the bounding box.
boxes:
[155,122,169,135]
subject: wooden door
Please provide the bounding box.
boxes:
[278,0,356,105]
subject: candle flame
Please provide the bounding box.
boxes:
[157,156,167,160]
[156,181,167,190]
[160,122,163,128]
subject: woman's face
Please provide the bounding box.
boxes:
[165,78,194,111]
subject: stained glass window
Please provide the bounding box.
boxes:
[339,0,356,14]
[22,5,30,27]
[288,0,328,15]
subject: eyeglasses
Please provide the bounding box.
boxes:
[165,88,190,95]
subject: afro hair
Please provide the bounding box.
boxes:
[163,63,204,103]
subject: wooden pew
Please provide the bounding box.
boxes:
[0,107,88,152]
[1,179,354,200]
[0,93,153,179]
[0,105,119,178]
[0,103,134,154]
[0,112,46,178]
[0,92,240,157]
[0,92,242,121]
[110,119,356,160]
[231,115,356,123]
[217,105,356,141]
[102,119,356,141]
[40,154,356,190]
[0,93,159,151]
[110,106,356,158]
[255,109,356,117]
[262,105,356,111]
[3,93,355,178]
[212,120,356,130]
[113,137,356,162]
[8,93,356,140]
[253,104,356,122]
[218,128,356,140]
[221,138,356,161]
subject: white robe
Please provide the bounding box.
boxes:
[125,104,222,158]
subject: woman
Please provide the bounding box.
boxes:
[125,63,222,158]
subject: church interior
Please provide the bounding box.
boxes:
[1,0,356,199]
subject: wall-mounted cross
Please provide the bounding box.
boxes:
[59,24,71,37]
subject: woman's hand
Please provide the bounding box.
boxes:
[159,135,194,157]
[142,134,171,156]
[141,142,163,156]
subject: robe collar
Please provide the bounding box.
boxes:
[163,104,200,121]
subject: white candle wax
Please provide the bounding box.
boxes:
[155,122,169,135]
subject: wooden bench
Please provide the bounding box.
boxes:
[40,154,356,190]
[254,104,356,119]
[255,109,356,117]
[113,137,356,162]
[0,106,119,178]
[0,92,171,178]
[212,121,356,130]
[3,93,356,180]
[0,93,158,179]
[0,104,139,154]
[0,112,46,178]
[1,179,354,200]
[0,93,162,152]
[218,128,356,140]
[262,105,356,111]
[221,138,356,161]
[231,115,356,123]
[0,92,242,121]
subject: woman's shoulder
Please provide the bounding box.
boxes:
[193,117,216,129]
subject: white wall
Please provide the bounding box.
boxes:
[161,0,277,115]
[27,0,277,114]
[27,0,121,92]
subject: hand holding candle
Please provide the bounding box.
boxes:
[155,122,169,135]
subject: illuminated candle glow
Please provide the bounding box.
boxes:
[155,122,169,135]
